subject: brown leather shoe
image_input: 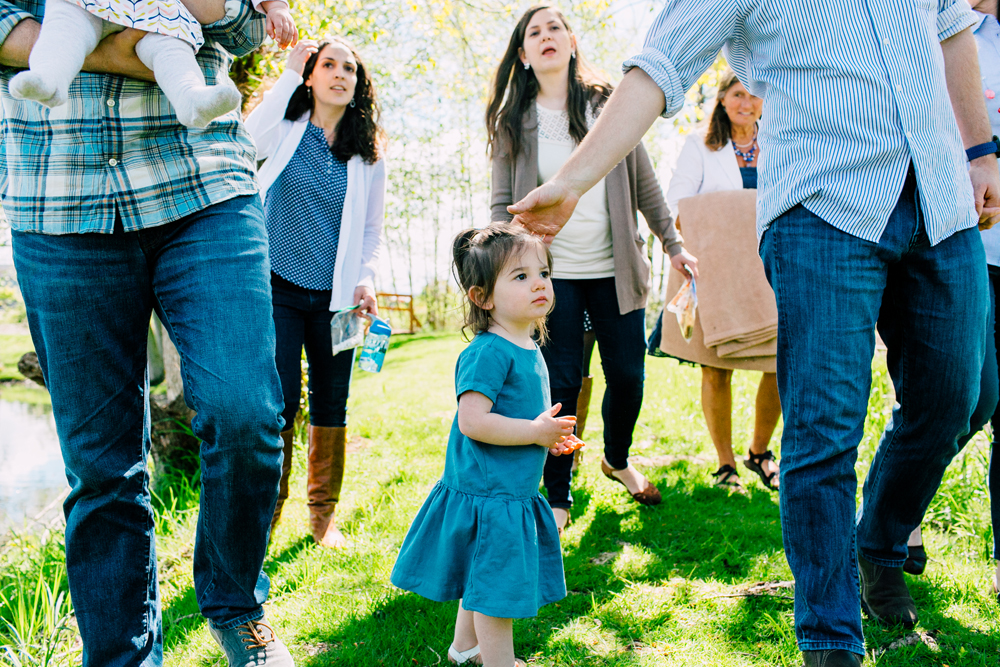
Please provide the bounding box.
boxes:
[601,459,662,506]
[307,425,348,548]
[270,429,296,533]
[801,650,862,667]
[858,551,918,627]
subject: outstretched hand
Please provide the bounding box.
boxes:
[670,248,699,280]
[266,6,298,49]
[532,403,576,449]
[508,181,580,242]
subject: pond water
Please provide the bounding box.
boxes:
[0,399,68,534]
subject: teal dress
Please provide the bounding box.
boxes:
[390,333,566,618]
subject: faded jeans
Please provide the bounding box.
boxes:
[759,169,988,654]
[12,196,285,667]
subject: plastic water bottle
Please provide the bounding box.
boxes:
[358,316,392,373]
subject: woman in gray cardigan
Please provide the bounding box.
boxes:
[487,4,698,532]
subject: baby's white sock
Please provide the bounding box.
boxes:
[9,0,104,107]
[135,33,241,128]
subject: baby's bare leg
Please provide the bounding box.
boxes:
[134,33,240,128]
[178,0,228,24]
[9,0,104,107]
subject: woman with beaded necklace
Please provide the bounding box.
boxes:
[648,68,782,493]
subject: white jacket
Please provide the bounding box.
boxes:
[245,69,386,312]
[667,131,743,216]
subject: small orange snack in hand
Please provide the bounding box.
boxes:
[564,434,586,452]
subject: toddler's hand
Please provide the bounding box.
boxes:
[265,5,297,49]
[531,403,575,449]
[549,434,585,457]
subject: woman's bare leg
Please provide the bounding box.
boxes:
[749,372,782,487]
[702,366,737,468]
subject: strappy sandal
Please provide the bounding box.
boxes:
[601,459,662,506]
[743,449,779,491]
[448,644,482,665]
[712,464,744,491]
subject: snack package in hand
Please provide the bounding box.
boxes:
[666,276,698,341]
[330,306,367,356]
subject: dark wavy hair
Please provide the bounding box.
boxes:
[486,5,612,158]
[705,68,743,152]
[284,37,385,163]
[453,224,553,343]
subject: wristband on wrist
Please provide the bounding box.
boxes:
[966,136,1000,162]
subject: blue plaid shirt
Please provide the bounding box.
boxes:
[0,0,265,234]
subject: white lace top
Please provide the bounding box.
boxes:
[536,103,614,279]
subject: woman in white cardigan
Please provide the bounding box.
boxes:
[653,69,781,493]
[245,37,386,548]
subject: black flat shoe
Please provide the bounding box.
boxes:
[801,649,862,667]
[903,544,927,575]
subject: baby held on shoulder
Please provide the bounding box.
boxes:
[11,0,297,127]
[391,224,582,667]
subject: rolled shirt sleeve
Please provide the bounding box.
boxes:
[622,0,747,117]
[0,0,34,50]
[937,0,977,41]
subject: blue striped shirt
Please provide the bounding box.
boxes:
[624,0,980,245]
[0,0,265,235]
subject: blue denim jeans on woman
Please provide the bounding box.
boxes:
[12,196,285,667]
[760,169,988,655]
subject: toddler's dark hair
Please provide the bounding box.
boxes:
[452,224,553,343]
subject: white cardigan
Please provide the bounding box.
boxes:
[245,69,386,311]
[666,131,744,216]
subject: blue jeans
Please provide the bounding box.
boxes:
[12,196,285,667]
[879,265,1000,559]
[760,170,988,654]
[271,272,354,428]
[540,277,646,508]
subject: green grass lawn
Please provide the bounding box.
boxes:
[2,333,998,666]
[0,333,32,382]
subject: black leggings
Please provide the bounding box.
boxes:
[271,273,354,429]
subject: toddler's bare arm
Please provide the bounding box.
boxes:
[180,0,227,25]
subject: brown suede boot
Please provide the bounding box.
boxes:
[270,429,296,533]
[307,425,348,548]
[572,376,594,472]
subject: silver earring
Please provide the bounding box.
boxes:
[349,98,356,108]
[523,62,530,70]
[571,51,576,59]
[306,87,312,97]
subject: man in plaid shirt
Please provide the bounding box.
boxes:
[0,2,295,665]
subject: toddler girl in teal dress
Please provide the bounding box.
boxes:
[391,224,583,667]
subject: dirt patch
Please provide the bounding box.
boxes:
[347,435,374,453]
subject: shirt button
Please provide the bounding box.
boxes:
[108,158,118,166]
[895,84,903,94]
[883,38,890,47]
[107,99,115,107]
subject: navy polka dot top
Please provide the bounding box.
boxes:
[264,122,349,291]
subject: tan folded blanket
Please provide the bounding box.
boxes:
[676,190,778,350]
[658,265,776,373]
[715,337,777,358]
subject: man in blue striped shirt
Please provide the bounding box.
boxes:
[0,2,294,665]
[510,1,1000,664]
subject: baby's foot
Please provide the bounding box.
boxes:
[9,71,67,108]
[173,82,241,128]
